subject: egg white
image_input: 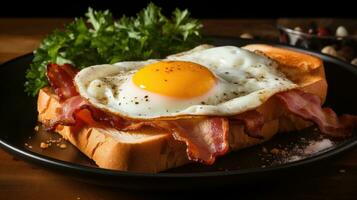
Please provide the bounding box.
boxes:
[74,46,298,119]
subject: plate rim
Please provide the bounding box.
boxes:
[1,37,357,178]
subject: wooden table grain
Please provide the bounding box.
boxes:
[1,18,357,200]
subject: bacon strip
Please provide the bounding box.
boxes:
[171,118,229,164]
[233,110,265,139]
[56,95,87,126]
[123,118,229,164]
[276,90,357,138]
[46,63,79,101]
[43,96,126,131]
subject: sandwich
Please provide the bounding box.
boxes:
[37,44,357,173]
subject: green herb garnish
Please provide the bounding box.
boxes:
[25,3,203,96]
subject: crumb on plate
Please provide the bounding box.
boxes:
[40,142,49,149]
[59,143,67,149]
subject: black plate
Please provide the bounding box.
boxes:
[1,37,357,190]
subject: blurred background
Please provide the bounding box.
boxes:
[0,0,356,18]
[1,0,357,65]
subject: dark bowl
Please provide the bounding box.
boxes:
[277,18,357,63]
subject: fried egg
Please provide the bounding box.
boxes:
[74,46,298,119]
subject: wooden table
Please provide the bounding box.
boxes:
[1,18,357,199]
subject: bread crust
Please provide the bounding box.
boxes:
[37,45,327,172]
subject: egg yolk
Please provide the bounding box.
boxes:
[133,61,216,98]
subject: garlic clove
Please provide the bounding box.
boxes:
[336,26,349,37]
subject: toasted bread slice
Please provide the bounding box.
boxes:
[242,44,327,102]
[37,45,327,172]
[38,87,190,172]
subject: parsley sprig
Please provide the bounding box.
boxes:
[25,3,203,96]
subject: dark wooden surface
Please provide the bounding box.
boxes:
[0,18,357,199]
